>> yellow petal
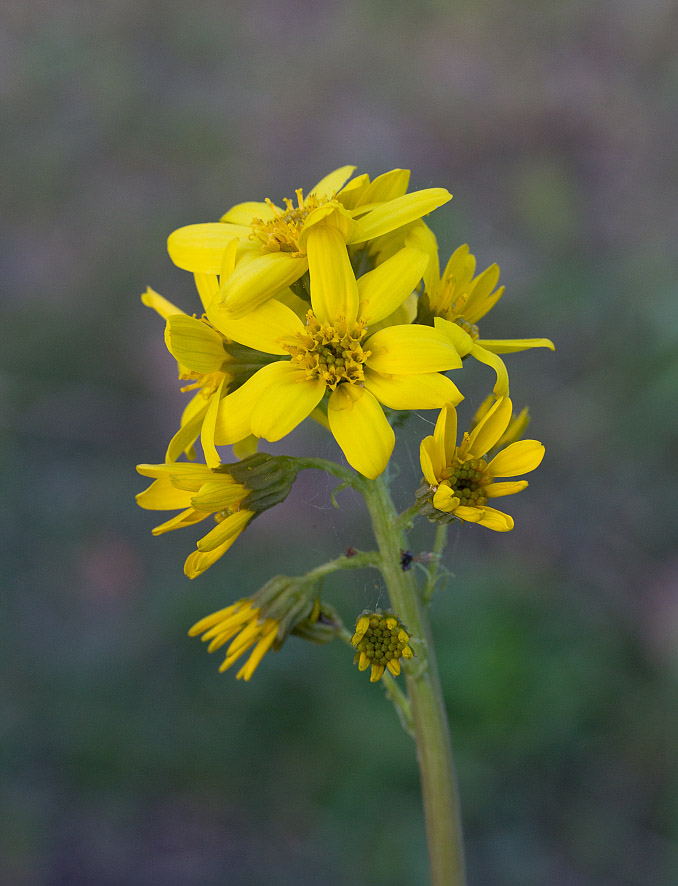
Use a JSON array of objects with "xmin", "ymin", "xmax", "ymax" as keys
[
  {"xmin": 220, "ymin": 252, "xmax": 309, "ymax": 318},
  {"xmin": 370, "ymin": 664, "xmax": 386, "ymax": 682},
  {"xmin": 238, "ymin": 629, "xmax": 278, "ymax": 681},
  {"xmin": 350, "ymin": 188, "xmax": 452, "ymax": 243},
  {"xmin": 358, "ymin": 246, "xmax": 428, "ymax": 326},
  {"xmin": 200, "ymin": 376, "xmax": 227, "ymax": 468},
  {"xmin": 432, "ymin": 316, "xmax": 474, "ymax": 357},
  {"xmin": 308, "ymin": 165, "xmax": 357, "ymax": 198},
  {"xmin": 306, "ymin": 225, "xmax": 359, "ymax": 323},
  {"xmin": 470, "ymin": 344, "xmax": 510, "ymax": 397},
  {"xmin": 441, "ymin": 244, "xmax": 475, "ymax": 290},
  {"xmin": 356, "ymin": 168, "xmax": 410, "ymax": 205},
  {"xmin": 141, "ymin": 286, "xmax": 186, "ymax": 320},
  {"xmin": 184, "ymin": 533, "xmax": 242, "ymax": 578},
  {"xmin": 250, "ymin": 364, "xmax": 325, "ymax": 441},
  {"xmin": 475, "ymin": 507, "xmax": 514, "ymax": 532},
  {"xmin": 405, "ymin": 222, "xmax": 440, "ymax": 300},
  {"xmin": 207, "ymin": 296, "xmax": 303, "ymax": 355},
  {"xmin": 364, "ymin": 369, "xmax": 462, "ymax": 410},
  {"xmin": 165, "ymin": 405, "xmax": 207, "ymax": 463},
  {"xmin": 475, "ymin": 337, "xmax": 555, "ymax": 354},
  {"xmin": 432, "ymin": 485, "xmax": 461, "ymax": 514},
  {"xmin": 336, "ymin": 173, "xmax": 371, "ymax": 210},
  {"xmin": 232, "ymin": 435, "xmax": 259, "ymax": 459},
  {"xmin": 386, "ymin": 658, "xmax": 401, "ymax": 676},
  {"xmin": 434, "ymin": 402, "xmax": 458, "ymax": 467},
  {"xmin": 464, "ymin": 265, "xmax": 502, "ymax": 322},
  {"xmin": 327, "ymin": 386, "xmax": 394, "ymax": 478},
  {"xmin": 220, "ymin": 201, "xmax": 275, "ymax": 225},
  {"xmin": 214, "ymin": 364, "xmax": 283, "ymax": 445},
  {"xmin": 136, "ymin": 477, "xmax": 193, "ymax": 510},
  {"xmin": 466, "ymin": 397, "xmax": 512, "ymax": 458},
  {"xmin": 152, "ymin": 508, "xmax": 210, "ymax": 535},
  {"xmin": 167, "ymin": 224, "xmax": 246, "ymax": 274},
  {"xmin": 193, "ymin": 273, "xmax": 220, "ymax": 312},
  {"xmin": 487, "ymin": 440, "xmax": 545, "ymax": 477},
  {"xmin": 197, "ymin": 508, "xmax": 253, "ymax": 552},
  {"xmin": 485, "ymin": 480, "xmax": 529, "ymax": 498},
  {"xmin": 190, "ymin": 480, "xmax": 248, "ymax": 510},
  {"xmin": 164, "ymin": 315, "xmax": 227, "ymax": 373},
  {"xmin": 419, "ymin": 436, "xmax": 440, "ymax": 486},
  {"xmin": 365, "ymin": 324, "xmax": 462, "ymax": 374}
]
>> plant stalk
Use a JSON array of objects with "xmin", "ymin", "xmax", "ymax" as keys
[{"xmin": 361, "ymin": 474, "xmax": 466, "ymax": 886}]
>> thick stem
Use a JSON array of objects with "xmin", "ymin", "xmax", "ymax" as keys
[{"xmin": 362, "ymin": 474, "xmax": 466, "ymax": 886}]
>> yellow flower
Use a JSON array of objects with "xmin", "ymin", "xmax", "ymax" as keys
[
  {"xmin": 136, "ymin": 462, "xmax": 255, "ymax": 578},
  {"xmin": 351, "ymin": 610, "xmax": 415, "ymax": 682},
  {"xmin": 166, "ymin": 166, "xmax": 452, "ymax": 318},
  {"xmin": 141, "ymin": 287, "xmax": 263, "ymax": 466},
  {"xmin": 188, "ymin": 600, "xmax": 279, "ymax": 680},
  {"xmin": 405, "ymin": 235, "xmax": 554, "ymax": 397},
  {"xmin": 419, "ymin": 398, "xmax": 545, "ymax": 531},
  {"xmin": 208, "ymin": 232, "xmax": 464, "ymax": 478}
]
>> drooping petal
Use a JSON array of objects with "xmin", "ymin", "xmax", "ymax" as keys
[
  {"xmin": 214, "ymin": 363, "xmax": 286, "ymax": 445},
  {"xmin": 164, "ymin": 315, "xmax": 227, "ymax": 374},
  {"xmin": 432, "ymin": 316, "xmax": 474, "ymax": 357},
  {"xmin": 207, "ymin": 295, "xmax": 304, "ymax": 354},
  {"xmin": 152, "ymin": 508, "xmax": 211, "ymax": 535},
  {"xmin": 364, "ymin": 369, "xmax": 462, "ymax": 410},
  {"xmin": 432, "ymin": 484, "xmax": 461, "ymax": 513},
  {"xmin": 237, "ymin": 628, "xmax": 278, "ymax": 681},
  {"xmin": 487, "ymin": 440, "xmax": 545, "ymax": 477},
  {"xmin": 434, "ymin": 402, "xmax": 458, "ymax": 467},
  {"xmin": 358, "ymin": 246, "xmax": 428, "ymax": 325},
  {"xmin": 350, "ymin": 188, "xmax": 452, "ymax": 243},
  {"xmin": 197, "ymin": 509, "xmax": 253, "ymax": 552},
  {"xmin": 475, "ymin": 507, "xmax": 514, "ymax": 532},
  {"xmin": 466, "ymin": 397, "xmax": 512, "ymax": 458},
  {"xmin": 141, "ymin": 287, "xmax": 186, "ymax": 319},
  {"xmin": 200, "ymin": 377, "xmax": 227, "ymax": 468},
  {"xmin": 190, "ymin": 480, "xmax": 248, "ymax": 511},
  {"xmin": 167, "ymin": 224, "xmax": 246, "ymax": 274},
  {"xmin": 475, "ymin": 337, "xmax": 555, "ymax": 354},
  {"xmin": 135, "ymin": 477, "xmax": 194, "ymax": 510},
  {"xmin": 328, "ymin": 385, "xmax": 394, "ymax": 478},
  {"xmin": 484, "ymin": 480, "xmax": 529, "ymax": 498},
  {"xmin": 220, "ymin": 252, "xmax": 309, "ymax": 318},
  {"xmin": 306, "ymin": 225, "xmax": 359, "ymax": 323},
  {"xmin": 419, "ymin": 436, "xmax": 440, "ymax": 486},
  {"xmin": 220, "ymin": 201, "xmax": 276, "ymax": 225},
  {"xmin": 366, "ymin": 325, "xmax": 462, "ymax": 374},
  {"xmin": 308, "ymin": 165, "xmax": 357, "ymax": 198},
  {"xmin": 166, "ymin": 404, "xmax": 208, "ymax": 462},
  {"xmin": 250, "ymin": 365, "xmax": 325, "ymax": 441},
  {"xmin": 470, "ymin": 344, "xmax": 510, "ymax": 397}
]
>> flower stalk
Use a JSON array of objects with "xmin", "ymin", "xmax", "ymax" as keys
[{"xmin": 361, "ymin": 473, "xmax": 466, "ymax": 886}]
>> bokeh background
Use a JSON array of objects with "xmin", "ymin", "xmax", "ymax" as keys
[{"xmin": 3, "ymin": 1, "xmax": 678, "ymax": 883}]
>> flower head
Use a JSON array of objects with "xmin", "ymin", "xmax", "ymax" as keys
[
  {"xmin": 189, "ymin": 587, "xmax": 343, "ymax": 679},
  {"xmin": 351, "ymin": 610, "xmax": 414, "ymax": 682},
  {"xmin": 136, "ymin": 454, "xmax": 300, "ymax": 577},
  {"xmin": 405, "ymin": 235, "xmax": 554, "ymax": 397},
  {"xmin": 166, "ymin": 167, "xmax": 452, "ymax": 318},
  {"xmin": 419, "ymin": 398, "xmax": 545, "ymax": 531},
  {"xmin": 209, "ymin": 232, "xmax": 464, "ymax": 478}
]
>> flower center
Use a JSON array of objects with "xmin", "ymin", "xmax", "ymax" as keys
[
  {"xmin": 283, "ymin": 310, "xmax": 370, "ymax": 390},
  {"xmin": 250, "ymin": 189, "xmax": 326, "ymax": 255},
  {"xmin": 441, "ymin": 457, "xmax": 489, "ymax": 507}
]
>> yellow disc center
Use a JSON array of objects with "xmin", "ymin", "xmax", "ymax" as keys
[{"xmin": 284, "ymin": 310, "xmax": 370, "ymax": 390}]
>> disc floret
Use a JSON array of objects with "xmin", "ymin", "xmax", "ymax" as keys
[
  {"xmin": 284, "ymin": 310, "xmax": 370, "ymax": 390},
  {"xmin": 250, "ymin": 189, "xmax": 326, "ymax": 254},
  {"xmin": 352, "ymin": 610, "xmax": 414, "ymax": 682}
]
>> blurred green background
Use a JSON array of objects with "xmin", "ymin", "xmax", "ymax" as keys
[{"xmin": 2, "ymin": 1, "xmax": 678, "ymax": 883}]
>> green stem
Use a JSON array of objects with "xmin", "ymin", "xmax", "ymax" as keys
[
  {"xmin": 362, "ymin": 474, "xmax": 466, "ymax": 886},
  {"xmin": 422, "ymin": 523, "xmax": 449, "ymax": 605}
]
